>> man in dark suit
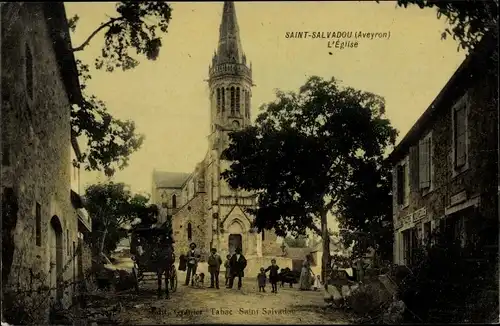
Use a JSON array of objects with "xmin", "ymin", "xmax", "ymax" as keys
[
  {"xmin": 207, "ymin": 248, "xmax": 223, "ymax": 289},
  {"xmin": 185, "ymin": 242, "xmax": 200, "ymax": 286},
  {"xmin": 227, "ymin": 247, "xmax": 247, "ymax": 290}
]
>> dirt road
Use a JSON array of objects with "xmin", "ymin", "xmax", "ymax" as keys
[{"xmin": 114, "ymin": 277, "xmax": 353, "ymax": 324}]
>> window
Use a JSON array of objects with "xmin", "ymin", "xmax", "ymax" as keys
[
  {"xmin": 419, "ymin": 135, "xmax": 432, "ymax": 189},
  {"xmin": 25, "ymin": 43, "xmax": 33, "ymax": 100},
  {"xmin": 36, "ymin": 203, "xmax": 41, "ymax": 246},
  {"xmin": 221, "ymin": 88, "xmax": 225, "ymax": 112},
  {"xmin": 2, "ymin": 143, "xmax": 10, "ymax": 166},
  {"xmin": 216, "ymin": 88, "xmax": 221, "ymax": 113},
  {"xmin": 235, "ymin": 87, "xmax": 240, "ymax": 113},
  {"xmin": 396, "ymin": 163, "xmax": 408, "ymax": 206},
  {"xmin": 245, "ymin": 91, "xmax": 250, "ymax": 118},
  {"xmin": 172, "ymin": 194, "xmax": 177, "ymax": 208},
  {"xmin": 67, "ymin": 229, "xmax": 70, "ymax": 255},
  {"xmin": 261, "ymin": 230, "xmax": 265, "ymax": 241},
  {"xmin": 453, "ymin": 100, "xmax": 467, "ymax": 168},
  {"xmin": 423, "ymin": 221, "xmax": 431, "ymax": 245},
  {"xmin": 187, "ymin": 223, "xmax": 192, "ymax": 241},
  {"xmin": 402, "ymin": 228, "xmax": 417, "ymax": 265},
  {"xmin": 230, "ymin": 87, "xmax": 235, "ymax": 114}
]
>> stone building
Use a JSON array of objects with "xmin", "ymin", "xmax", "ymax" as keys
[
  {"xmin": 152, "ymin": 2, "xmax": 283, "ymax": 272},
  {"xmin": 1, "ymin": 2, "xmax": 89, "ymax": 309},
  {"xmin": 388, "ymin": 34, "xmax": 498, "ymax": 266},
  {"xmin": 70, "ymin": 136, "xmax": 93, "ymax": 289}
]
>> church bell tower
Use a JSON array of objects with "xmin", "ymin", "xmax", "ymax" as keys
[
  {"xmin": 206, "ymin": 2, "xmax": 255, "ymax": 253},
  {"xmin": 208, "ymin": 1, "xmax": 253, "ymax": 144}
]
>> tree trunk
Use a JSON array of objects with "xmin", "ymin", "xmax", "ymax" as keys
[
  {"xmin": 99, "ymin": 227, "xmax": 108, "ymax": 255},
  {"xmin": 321, "ymin": 210, "xmax": 330, "ymax": 291}
]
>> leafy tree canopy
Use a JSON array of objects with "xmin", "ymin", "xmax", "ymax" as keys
[
  {"xmin": 336, "ymin": 159, "xmax": 394, "ymax": 260},
  {"xmin": 395, "ymin": 0, "xmax": 498, "ymax": 52},
  {"xmin": 68, "ymin": 2, "xmax": 173, "ymax": 176},
  {"xmin": 84, "ymin": 182, "xmax": 158, "ymax": 255},
  {"xmin": 222, "ymin": 75, "xmax": 398, "ymax": 241},
  {"xmin": 69, "ymin": 2, "xmax": 172, "ymax": 72}
]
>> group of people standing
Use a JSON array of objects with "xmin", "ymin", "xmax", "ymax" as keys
[
  {"xmin": 180, "ymin": 242, "xmax": 247, "ymax": 290},
  {"xmin": 180, "ymin": 243, "xmax": 324, "ymax": 292}
]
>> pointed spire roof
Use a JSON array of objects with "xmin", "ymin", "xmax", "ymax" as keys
[{"xmin": 215, "ymin": 1, "xmax": 245, "ymax": 65}]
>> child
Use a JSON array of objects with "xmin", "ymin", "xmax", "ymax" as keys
[
  {"xmin": 313, "ymin": 275, "xmax": 322, "ymax": 291},
  {"xmin": 257, "ymin": 267, "xmax": 267, "ymax": 292},
  {"xmin": 265, "ymin": 258, "xmax": 280, "ymax": 293},
  {"xmin": 224, "ymin": 254, "xmax": 231, "ymax": 286}
]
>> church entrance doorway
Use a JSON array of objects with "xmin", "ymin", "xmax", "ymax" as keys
[{"xmin": 228, "ymin": 234, "xmax": 242, "ymax": 255}]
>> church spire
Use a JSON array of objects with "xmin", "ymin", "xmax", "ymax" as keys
[{"xmin": 215, "ymin": 1, "xmax": 245, "ymax": 65}]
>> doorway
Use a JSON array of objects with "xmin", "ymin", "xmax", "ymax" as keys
[
  {"xmin": 228, "ymin": 234, "xmax": 242, "ymax": 255},
  {"xmin": 50, "ymin": 216, "xmax": 63, "ymax": 303}
]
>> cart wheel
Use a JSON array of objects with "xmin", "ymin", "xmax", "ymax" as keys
[
  {"xmin": 132, "ymin": 267, "xmax": 140, "ymax": 293},
  {"xmin": 170, "ymin": 268, "xmax": 178, "ymax": 292}
]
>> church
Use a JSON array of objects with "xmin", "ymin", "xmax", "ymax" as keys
[{"xmin": 151, "ymin": 2, "xmax": 284, "ymax": 270}]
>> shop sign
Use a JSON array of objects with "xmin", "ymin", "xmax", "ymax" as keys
[
  {"xmin": 413, "ymin": 207, "xmax": 427, "ymax": 222},
  {"xmin": 450, "ymin": 191, "xmax": 467, "ymax": 207},
  {"xmin": 401, "ymin": 213, "xmax": 413, "ymax": 226}
]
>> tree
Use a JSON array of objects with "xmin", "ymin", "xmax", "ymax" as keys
[
  {"xmin": 394, "ymin": 0, "xmax": 498, "ymax": 53},
  {"xmin": 84, "ymin": 182, "xmax": 158, "ymax": 256},
  {"xmin": 336, "ymin": 159, "xmax": 394, "ymax": 261},
  {"xmin": 221, "ymin": 76, "xmax": 398, "ymax": 288},
  {"xmin": 72, "ymin": 59, "xmax": 144, "ymax": 176},
  {"xmin": 68, "ymin": 2, "xmax": 173, "ymax": 176}
]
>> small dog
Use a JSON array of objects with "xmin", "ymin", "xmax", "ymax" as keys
[{"xmin": 193, "ymin": 273, "xmax": 205, "ymax": 288}]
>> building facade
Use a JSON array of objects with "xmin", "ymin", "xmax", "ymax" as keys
[
  {"xmin": 152, "ymin": 2, "xmax": 282, "ymax": 264},
  {"xmin": 1, "ymin": 2, "xmax": 89, "ymax": 309},
  {"xmin": 388, "ymin": 35, "xmax": 498, "ymax": 266}
]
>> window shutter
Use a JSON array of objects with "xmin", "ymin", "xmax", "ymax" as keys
[
  {"xmin": 396, "ymin": 165, "xmax": 404, "ymax": 205},
  {"xmin": 404, "ymin": 163, "xmax": 410, "ymax": 205},
  {"xmin": 419, "ymin": 138, "xmax": 430, "ymax": 189},
  {"xmin": 410, "ymin": 146, "xmax": 419, "ymax": 190},
  {"xmin": 426, "ymin": 137, "xmax": 432, "ymax": 185},
  {"xmin": 418, "ymin": 141, "xmax": 426, "ymax": 188}
]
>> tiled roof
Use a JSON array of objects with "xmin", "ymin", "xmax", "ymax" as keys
[{"xmin": 153, "ymin": 170, "xmax": 191, "ymax": 188}]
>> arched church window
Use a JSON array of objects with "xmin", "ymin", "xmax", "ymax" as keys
[
  {"xmin": 262, "ymin": 230, "xmax": 265, "ymax": 241},
  {"xmin": 221, "ymin": 88, "xmax": 225, "ymax": 112},
  {"xmin": 172, "ymin": 194, "xmax": 177, "ymax": 208},
  {"xmin": 235, "ymin": 87, "xmax": 240, "ymax": 113},
  {"xmin": 245, "ymin": 91, "xmax": 250, "ymax": 118},
  {"xmin": 216, "ymin": 88, "xmax": 221, "ymax": 113},
  {"xmin": 187, "ymin": 223, "xmax": 192, "ymax": 240},
  {"xmin": 230, "ymin": 87, "xmax": 235, "ymax": 114}
]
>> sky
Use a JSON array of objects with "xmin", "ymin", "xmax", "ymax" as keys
[{"xmin": 65, "ymin": 1, "xmax": 466, "ymax": 218}]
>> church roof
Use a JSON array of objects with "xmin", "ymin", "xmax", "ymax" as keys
[
  {"xmin": 214, "ymin": 1, "xmax": 245, "ymax": 65},
  {"xmin": 153, "ymin": 170, "xmax": 191, "ymax": 188}
]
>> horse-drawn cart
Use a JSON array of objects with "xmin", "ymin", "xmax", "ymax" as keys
[{"xmin": 129, "ymin": 224, "xmax": 177, "ymax": 295}]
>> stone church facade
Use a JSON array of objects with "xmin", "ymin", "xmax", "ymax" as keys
[{"xmin": 152, "ymin": 2, "xmax": 282, "ymax": 263}]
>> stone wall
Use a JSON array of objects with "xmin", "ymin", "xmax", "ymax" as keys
[
  {"xmin": 1, "ymin": 3, "xmax": 80, "ymax": 308},
  {"xmin": 392, "ymin": 53, "xmax": 498, "ymax": 263},
  {"xmin": 261, "ymin": 229, "xmax": 282, "ymax": 256},
  {"xmin": 172, "ymin": 193, "xmax": 211, "ymax": 259}
]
